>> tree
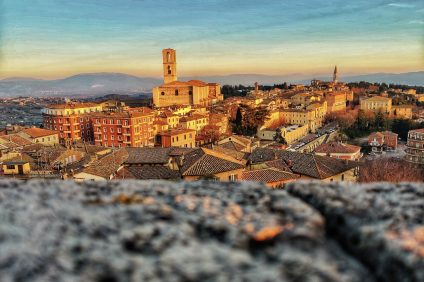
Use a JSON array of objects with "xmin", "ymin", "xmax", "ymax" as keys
[
  {"xmin": 235, "ymin": 108, "xmax": 243, "ymax": 126},
  {"xmin": 379, "ymin": 83, "xmax": 388, "ymax": 93},
  {"xmin": 373, "ymin": 111, "xmax": 386, "ymax": 130},
  {"xmin": 359, "ymin": 158, "xmax": 423, "ymax": 182},
  {"xmin": 231, "ymin": 105, "xmax": 270, "ymax": 136},
  {"xmin": 273, "ymin": 128, "xmax": 287, "ymax": 144}
]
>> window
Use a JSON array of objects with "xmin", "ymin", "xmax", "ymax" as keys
[
  {"xmin": 6, "ymin": 165, "xmax": 15, "ymax": 170},
  {"xmin": 229, "ymin": 174, "xmax": 238, "ymax": 181},
  {"xmin": 168, "ymin": 65, "xmax": 171, "ymax": 74},
  {"xmin": 103, "ymin": 119, "xmax": 107, "ymax": 124},
  {"xmin": 175, "ymin": 90, "xmax": 179, "ymax": 96},
  {"xmin": 189, "ymin": 90, "xmax": 193, "ymax": 95},
  {"xmin": 110, "ymin": 119, "xmax": 113, "ymax": 125},
  {"xmin": 161, "ymin": 92, "xmax": 165, "ymax": 96},
  {"xmin": 117, "ymin": 128, "xmax": 121, "ymax": 133},
  {"xmin": 110, "ymin": 128, "xmax": 114, "ymax": 133}
]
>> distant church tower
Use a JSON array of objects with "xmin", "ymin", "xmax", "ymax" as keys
[
  {"xmin": 333, "ymin": 65, "xmax": 338, "ymax": 83},
  {"xmin": 163, "ymin": 48, "xmax": 177, "ymax": 84}
]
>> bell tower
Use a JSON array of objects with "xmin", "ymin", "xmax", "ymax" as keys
[
  {"xmin": 333, "ymin": 65, "xmax": 338, "ymax": 84},
  {"xmin": 163, "ymin": 48, "xmax": 177, "ymax": 84}
]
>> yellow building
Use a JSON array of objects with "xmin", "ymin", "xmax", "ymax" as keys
[
  {"xmin": 360, "ymin": 96, "xmax": 392, "ymax": 114},
  {"xmin": 290, "ymin": 93, "xmax": 320, "ymax": 106},
  {"xmin": 2, "ymin": 159, "xmax": 31, "ymax": 175},
  {"xmin": 391, "ymin": 105, "xmax": 413, "ymax": 119},
  {"xmin": 416, "ymin": 94, "xmax": 424, "ymax": 103},
  {"xmin": 152, "ymin": 49, "xmax": 223, "ymax": 107},
  {"xmin": 157, "ymin": 128, "xmax": 196, "ymax": 148},
  {"xmin": 280, "ymin": 101, "xmax": 327, "ymax": 132},
  {"xmin": 179, "ymin": 114, "xmax": 209, "ymax": 132},
  {"xmin": 18, "ymin": 128, "xmax": 59, "ymax": 146},
  {"xmin": 324, "ymin": 92, "xmax": 347, "ymax": 113},
  {"xmin": 257, "ymin": 124, "xmax": 308, "ymax": 145}
]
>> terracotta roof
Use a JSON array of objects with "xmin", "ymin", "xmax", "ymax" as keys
[
  {"xmin": 45, "ymin": 102, "xmax": 99, "ymax": 109},
  {"xmin": 158, "ymin": 128, "xmax": 196, "ymax": 136},
  {"xmin": 180, "ymin": 148, "xmax": 245, "ymax": 176},
  {"xmin": 114, "ymin": 165, "xmax": 181, "ymax": 180},
  {"xmin": 219, "ymin": 141, "xmax": 246, "ymax": 152},
  {"xmin": 410, "ymin": 128, "xmax": 424, "ymax": 134},
  {"xmin": 74, "ymin": 144, "xmax": 111, "ymax": 156},
  {"xmin": 0, "ymin": 135, "xmax": 32, "ymax": 147},
  {"xmin": 363, "ymin": 96, "xmax": 391, "ymax": 102},
  {"xmin": 264, "ymin": 159, "xmax": 293, "ymax": 172},
  {"xmin": 21, "ymin": 128, "xmax": 58, "ymax": 138},
  {"xmin": 187, "ymin": 80, "xmax": 208, "ymax": 87},
  {"xmin": 249, "ymin": 148, "xmax": 279, "ymax": 164},
  {"xmin": 91, "ymin": 108, "xmax": 153, "ymax": 118},
  {"xmin": 21, "ymin": 143, "xmax": 48, "ymax": 153},
  {"xmin": 278, "ymin": 151, "xmax": 358, "ymax": 179},
  {"xmin": 242, "ymin": 168, "xmax": 299, "ymax": 183},
  {"xmin": 125, "ymin": 147, "xmax": 173, "ymax": 165},
  {"xmin": 381, "ymin": 131, "xmax": 398, "ymax": 136},
  {"xmin": 80, "ymin": 149, "xmax": 129, "ymax": 179},
  {"xmin": 4, "ymin": 153, "xmax": 35, "ymax": 164},
  {"xmin": 211, "ymin": 145, "xmax": 249, "ymax": 163},
  {"xmin": 249, "ymin": 149, "xmax": 358, "ymax": 179},
  {"xmin": 162, "ymin": 81, "xmax": 191, "ymax": 87},
  {"xmin": 314, "ymin": 142, "xmax": 361, "ymax": 154}
]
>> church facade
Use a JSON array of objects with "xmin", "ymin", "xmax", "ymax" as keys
[{"xmin": 152, "ymin": 49, "xmax": 223, "ymax": 108}]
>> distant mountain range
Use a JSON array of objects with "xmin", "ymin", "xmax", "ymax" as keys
[{"xmin": 0, "ymin": 71, "xmax": 422, "ymax": 97}]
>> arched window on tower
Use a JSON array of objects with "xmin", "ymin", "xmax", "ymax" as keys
[
  {"xmin": 161, "ymin": 91, "xmax": 165, "ymax": 96},
  {"xmin": 168, "ymin": 65, "xmax": 172, "ymax": 75},
  {"xmin": 175, "ymin": 90, "xmax": 179, "ymax": 96},
  {"xmin": 167, "ymin": 52, "xmax": 171, "ymax": 62}
]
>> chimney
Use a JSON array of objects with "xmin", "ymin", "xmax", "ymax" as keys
[{"xmin": 287, "ymin": 160, "xmax": 293, "ymax": 167}]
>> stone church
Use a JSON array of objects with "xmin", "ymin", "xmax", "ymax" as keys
[{"xmin": 152, "ymin": 49, "xmax": 223, "ymax": 107}]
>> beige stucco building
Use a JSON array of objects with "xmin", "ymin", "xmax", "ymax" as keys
[
  {"xmin": 360, "ymin": 96, "xmax": 392, "ymax": 114},
  {"xmin": 152, "ymin": 49, "xmax": 223, "ymax": 107}
]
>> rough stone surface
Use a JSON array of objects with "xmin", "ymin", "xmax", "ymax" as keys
[
  {"xmin": 0, "ymin": 180, "xmax": 375, "ymax": 282},
  {"xmin": 287, "ymin": 181, "xmax": 424, "ymax": 282}
]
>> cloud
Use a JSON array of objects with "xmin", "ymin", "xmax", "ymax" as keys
[
  {"xmin": 409, "ymin": 20, "xmax": 424, "ymax": 25},
  {"xmin": 387, "ymin": 3, "xmax": 415, "ymax": 8}
]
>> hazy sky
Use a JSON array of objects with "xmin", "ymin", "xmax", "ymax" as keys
[{"xmin": 0, "ymin": 0, "xmax": 423, "ymax": 79}]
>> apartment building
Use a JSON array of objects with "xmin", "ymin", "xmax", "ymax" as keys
[
  {"xmin": 42, "ymin": 102, "xmax": 102, "ymax": 144},
  {"xmin": 92, "ymin": 108, "xmax": 154, "ymax": 148},
  {"xmin": 405, "ymin": 128, "xmax": 424, "ymax": 165}
]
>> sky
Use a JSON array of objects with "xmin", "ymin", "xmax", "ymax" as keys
[{"xmin": 0, "ymin": 0, "xmax": 423, "ymax": 79}]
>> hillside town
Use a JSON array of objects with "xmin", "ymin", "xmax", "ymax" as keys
[{"xmin": 1, "ymin": 49, "xmax": 423, "ymax": 184}]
